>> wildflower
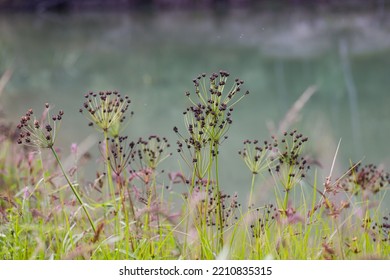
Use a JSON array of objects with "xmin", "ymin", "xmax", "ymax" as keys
[
  {"xmin": 272, "ymin": 130, "xmax": 310, "ymax": 191},
  {"xmin": 16, "ymin": 104, "xmax": 63, "ymax": 149},
  {"xmin": 239, "ymin": 139, "xmax": 275, "ymax": 175},
  {"xmin": 80, "ymin": 91, "xmax": 133, "ymax": 138},
  {"xmin": 188, "ymin": 186, "xmax": 240, "ymax": 229},
  {"xmin": 340, "ymin": 163, "xmax": 390, "ymax": 196},
  {"xmin": 104, "ymin": 136, "xmax": 136, "ymax": 176},
  {"xmin": 174, "ymin": 71, "xmax": 249, "ymax": 175},
  {"xmin": 250, "ymin": 204, "xmax": 278, "ymax": 238},
  {"xmin": 183, "ymin": 71, "xmax": 249, "ymax": 145},
  {"xmin": 134, "ymin": 135, "xmax": 171, "ymax": 170},
  {"xmin": 374, "ymin": 213, "xmax": 390, "ymax": 243},
  {"xmin": 16, "ymin": 104, "xmax": 96, "ymax": 232}
]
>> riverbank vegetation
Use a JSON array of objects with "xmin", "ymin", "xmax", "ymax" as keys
[{"xmin": 0, "ymin": 71, "xmax": 389, "ymax": 259}]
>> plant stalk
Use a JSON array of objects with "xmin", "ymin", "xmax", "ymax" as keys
[
  {"xmin": 214, "ymin": 145, "xmax": 224, "ymax": 249},
  {"xmin": 50, "ymin": 146, "xmax": 96, "ymax": 233}
]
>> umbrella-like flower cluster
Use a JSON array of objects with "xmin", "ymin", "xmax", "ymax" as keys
[
  {"xmin": 339, "ymin": 163, "xmax": 390, "ymax": 196},
  {"xmin": 16, "ymin": 103, "xmax": 63, "ymax": 149},
  {"xmin": 80, "ymin": 91, "xmax": 133, "ymax": 138},
  {"xmin": 239, "ymin": 139, "xmax": 275, "ymax": 175},
  {"xmin": 135, "ymin": 135, "xmax": 172, "ymax": 171},
  {"xmin": 273, "ymin": 131, "xmax": 310, "ymax": 190},
  {"xmin": 174, "ymin": 71, "xmax": 249, "ymax": 178},
  {"xmin": 103, "ymin": 136, "xmax": 136, "ymax": 177},
  {"xmin": 239, "ymin": 130, "xmax": 310, "ymax": 190}
]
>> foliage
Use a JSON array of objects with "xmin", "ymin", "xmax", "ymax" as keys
[{"xmin": 0, "ymin": 71, "xmax": 389, "ymax": 260}]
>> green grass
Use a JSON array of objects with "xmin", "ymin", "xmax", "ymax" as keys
[{"xmin": 0, "ymin": 71, "xmax": 389, "ymax": 260}]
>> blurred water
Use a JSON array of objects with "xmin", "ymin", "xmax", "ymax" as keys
[{"xmin": 1, "ymin": 10, "xmax": 390, "ymax": 203}]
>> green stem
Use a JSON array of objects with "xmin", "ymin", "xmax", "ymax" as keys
[
  {"xmin": 283, "ymin": 165, "xmax": 294, "ymax": 212},
  {"xmin": 126, "ymin": 184, "xmax": 136, "ymax": 223},
  {"xmin": 50, "ymin": 146, "xmax": 96, "ymax": 233},
  {"xmin": 249, "ymin": 173, "xmax": 256, "ymax": 207},
  {"xmin": 103, "ymin": 131, "xmax": 116, "ymax": 203},
  {"xmin": 152, "ymin": 168, "xmax": 161, "ymax": 235},
  {"xmin": 119, "ymin": 178, "xmax": 135, "ymax": 253},
  {"xmin": 283, "ymin": 190, "xmax": 289, "ymax": 213},
  {"xmin": 125, "ymin": 186, "xmax": 136, "ymax": 251},
  {"xmin": 214, "ymin": 145, "xmax": 224, "ymax": 249},
  {"xmin": 183, "ymin": 161, "xmax": 198, "ymax": 257},
  {"xmin": 205, "ymin": 146, "xmax": 213, "ymax": 217}
]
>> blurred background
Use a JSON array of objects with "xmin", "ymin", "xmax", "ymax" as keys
[{"xmin": 1, "ymin": 0, "xmax": 390, "ymax": 203}]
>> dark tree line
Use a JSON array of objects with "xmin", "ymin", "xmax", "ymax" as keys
[{"xmin": 0, "ymin": 0, "xmax": 386, "ymax": 12}]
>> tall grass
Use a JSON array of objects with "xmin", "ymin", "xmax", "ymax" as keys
[{"xmin": 0, "ymin": 71, "xmax": 389, "ymax": 260}]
